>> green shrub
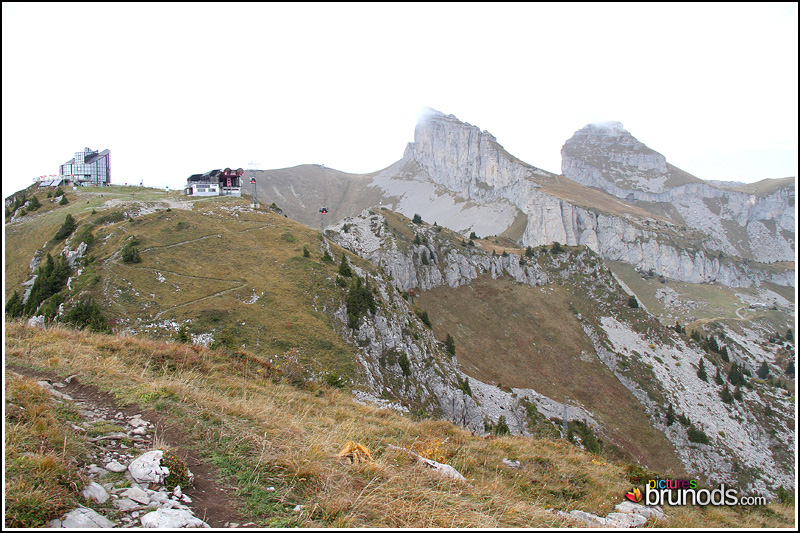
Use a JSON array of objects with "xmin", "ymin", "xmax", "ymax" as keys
[
  {"xmin": 398, "ymin": 352, "xmax": 411, "ymax": 376},
  {"xmin": 445, "ymin": 333, "xmax": 456, "ymax": 356},
  {"xmin": 687, "ymin": 425, "xmax": 710, "ymax": 445},
  {"xmin": 415, "ymin": 309, "xmax": 432, "ymax": 328},
  {"xmin": 457, "ymin": 376, "xmax": 472, "ymax": 396},
  {"xmin": 175, "ymin": 324, "xmax": 190, "ymax": 344},
  {"xmin": 5, "ymin": 291, "xmax": 24, "ymax": 318},
  {"xmin": 321, "ymin": 251, "xmax": 334, "ymax": 263},
  {"xmin": 24, "ymin": 254, "xmax": 70, "ymax": 316},
  {"xmin": 59, "ymin": 195, "xmax": 69, "ymax": 205},
  {"xmin": 412, "ymin": 214, "xmax": 423, "ymax": 225},
  {"xmin": 338, "ymin": 255, "xmax": 353, "ymax": 277},
  {"xmin": 493, "ymin": 415, "xmax": 510, "ymax": 436},
  {"xmin": 121, "ymin": 240, "xmax": 141, "ymax": 263},
  {"xmin": 61, "ymin": 296, "xmax": 110, "ymax": 333},
  {"xmin": 628, "ymin": 295, "xmax": 639, "ymax": 309},
  {"xmin": 719, "ymin": 385, "xmax": 734, "ymax": 404},
  {"xmin": 697, "ymin": 359, "xmax": 708, "ymax": 382},
  {"xmin": 346, "ymin": 276, "xmax": 377, "ymax": 329},
  {"xmin": 26, "ymin": 195, "xmax": 41, "ymax": 212},
  {"xmin": 303, "ymin": 246, "xmax": 310, "ymax": 258},
  {"xmin": 53, "ymin": 214, "xmax": 77, "ymax": 241}
]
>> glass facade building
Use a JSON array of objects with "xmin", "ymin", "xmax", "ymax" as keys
[{"xmin": 59, "ymin": 148, "xmax": 110, "ymax": 186}]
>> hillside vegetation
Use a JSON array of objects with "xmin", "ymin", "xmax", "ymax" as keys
[{"xmin": 5, "ymin": 323, "xmax": 795, "ymax": 528}]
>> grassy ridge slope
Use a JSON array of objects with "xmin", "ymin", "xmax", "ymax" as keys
[{"xmin": 6, "ymin": 323, "xmax": 794, "ymax": 528}]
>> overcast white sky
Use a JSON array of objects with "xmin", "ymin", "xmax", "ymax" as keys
[{"xmin": 2, "ymin": 2, "xmax": 797, "ymax": 199}]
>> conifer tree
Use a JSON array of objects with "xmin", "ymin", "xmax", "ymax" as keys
[
  {"xmin": 445, "ymin": 333, "xmax": 456, "ymax": 356},
  {"xmin": 5, "ymin": 291, "xmax": 23, "ymax": 318},
  {"xmin": 338, "ymin": 254, "xmax": 353, "ymax": 277},
  {"xmin": 756, "ymin": 361, "xmax": 770, "ymax": 380},
  {"xmin": 697, "ymin": 359, "xmax": 708, "ymax": 382}
]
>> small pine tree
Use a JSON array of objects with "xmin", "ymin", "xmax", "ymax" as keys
[
  {"xmin": 416, "ymin": 309, "xmax": 432, "ymax": 328},
  {"xmin": 338, "ymin": 255, "xmax": 353, "ymax": 277},
  {"xmin": 321, "ymin": 251, "xmax": 334, "ymax": 263},
  {"xmin": 493, "ymin": 415, "xmax": 510, "ymax": 436},
  {"xmin": 53, "ymin": 214, "xmax": 77, "ymax": 241},
  {"xmin": 551, "ymin": 242, "xmax": 563, "ymax": 254},
  {"xmin": 27, "ymin": 195, "xmax": 41, "ymax": 211},
  {"xmin": 469, "ymin": 231, "xmax": 478, "ymax": 240},
  {"xmin": 445, "ymin": 333, "xmax": 456, "ymax": 356},
  {"xmin": 457, "ymin": 376, "xmax": 472, "ymax": 396},
  {"xmin": 628, "ymin": 295, "xmax": 639, "ymax": 309},
  {"xmin": 697, "ymin": 359, "xmax": 708, "ymax": 382},
  {"xmin": 398, "ymin": 352, "xmax": 411, "ymax": 376},
  {"xmin": 412, "ymin": 213, "xmax": 423, "ymax": 225},
  {"xmin": 719, "ymin": 345, "xmax": 730, "ymax": 362},
  {"xmin": 786, "ymin": 329, "xmax": 794, "ymax": 342},
  {"xmin": 714, "ymin": 367, "xmax": 724, "ymax": 385},
  {"xmin": 687, "ymin": 425, "xmax": 711, "ymax": 445},
  {"xmin": 59, "ymin": 195, "xmax": 69, "ymax": 205},
  {"xmin": 525, "ymin": 246, "xmax": 534, "ymax": 258},
  {"xmin": 122, "ymin": 241, "xmax": 142, "ymax": 263},
  {"xmin": 5, "ymin": 291, "xmax": 24, "ymax": 318},
  {"xmin": 728, "ymin": 362, "xmax": 746, "ymax": 387},
  {"xmin": 757, "ymin": 361, "xmax": 770, "ymax": 380},
  {"xmin": 786, "ymin": 361, "xmax": 795, "ymax": 377},
  {"xmin": 303, "ymin": 246, "xmax": 310, "ymax": 258},
  {"xmin": 413, "ymin": 234, "xmax": 422, "ymax": 245},
  {"xmin": 733, "ymin": 386, "xmax": 743, "ymax": 402},
  {"xmin": 421, "ymin": 249, "xmax": 429, "ymax": 265},
  {"xmin": 720, "ymin": 385, "xmax": 734, "ymax": 404},
  {"xmin": 583, "ymin": 429, "xmax": 601, "ymax": 454},
  {"xmin": 175, "ymin": 324, "xmax": 190, "ymax": 344},
  {"xmin": 665, "ymin": 403, "xmax": 676, "ymax": 426}
]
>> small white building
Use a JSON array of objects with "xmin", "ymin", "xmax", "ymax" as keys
[{"xmin": 184, "ymin": 168, "xmax": 243, "ymax": 197}]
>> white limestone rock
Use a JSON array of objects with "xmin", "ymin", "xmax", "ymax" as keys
[
  {"xmin": 128, "ymin": 450, "xmax": 169, "ymax": 484},
  {"xmin": 81, "ymin": 482, "xmax": 110, "ymax": 504},
  {"xmin": 50, "ymin": 507, "xmax": 115, "ymax": 528},
  {"xmin": 140, "ymin": 508, "xmax": 210, "ymax": 528}
]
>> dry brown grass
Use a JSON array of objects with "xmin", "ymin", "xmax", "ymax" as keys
[{"xmin": 5, "ymin": 321, "xmax": 795, "ymax": 528}]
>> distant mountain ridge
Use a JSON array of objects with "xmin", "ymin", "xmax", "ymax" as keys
[{"xmin": 251, "ymin": 108, "xmax": 794, "ymax": 288}]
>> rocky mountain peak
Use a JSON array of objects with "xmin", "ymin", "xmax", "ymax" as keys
[
  {"xmin": 562, "ymin": 122, "xmax": 670, "ymax": 194},
  {"xmin": 409, "ymin": 108, "xmax": 534, "ymax": 196}
]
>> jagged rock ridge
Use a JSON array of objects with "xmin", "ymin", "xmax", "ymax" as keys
[{"xmin": 248, "ymin": 108, "xmax": 793, "ymax": 288}]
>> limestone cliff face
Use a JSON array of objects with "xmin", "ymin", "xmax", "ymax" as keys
[
  {"xmin": 393, "ymin": 110, "xmax": 793, "ymax": 287},
  {"xmin": 411, "ymin": 108, "xmax": 547, "ymax": 198},
  {"xmin": 561, "ymin": 122, "xmax": 796, "ymax": 264}
]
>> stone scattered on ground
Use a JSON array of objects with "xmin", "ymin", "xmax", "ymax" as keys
[
  {"xmin": 27, "ymin": 374, "xmax": 210, "ymax": 529},
  {"xmin": 555, "ymin": 501, "xmax": 667, "ymax": 528}
]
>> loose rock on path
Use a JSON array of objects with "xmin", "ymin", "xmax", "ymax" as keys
[{"xmin": 8, "ymin": 367, "xmax": 253, "ymax": 528}]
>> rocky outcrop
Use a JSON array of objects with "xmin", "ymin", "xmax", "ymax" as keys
[
  {"xmin": 561, "ymin": 122, "xmax": 796, "ymax": 264},
  {"xmin": 589, "ymin": 316, "xmax": 795, "ymax": 495},
  {"xmin": 327, "ymin": 211, "xmax": 594, "ymax": 438},
  {"xmin": 330, "ymin": 210, "xmax": 550, "ymax": 292}
]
